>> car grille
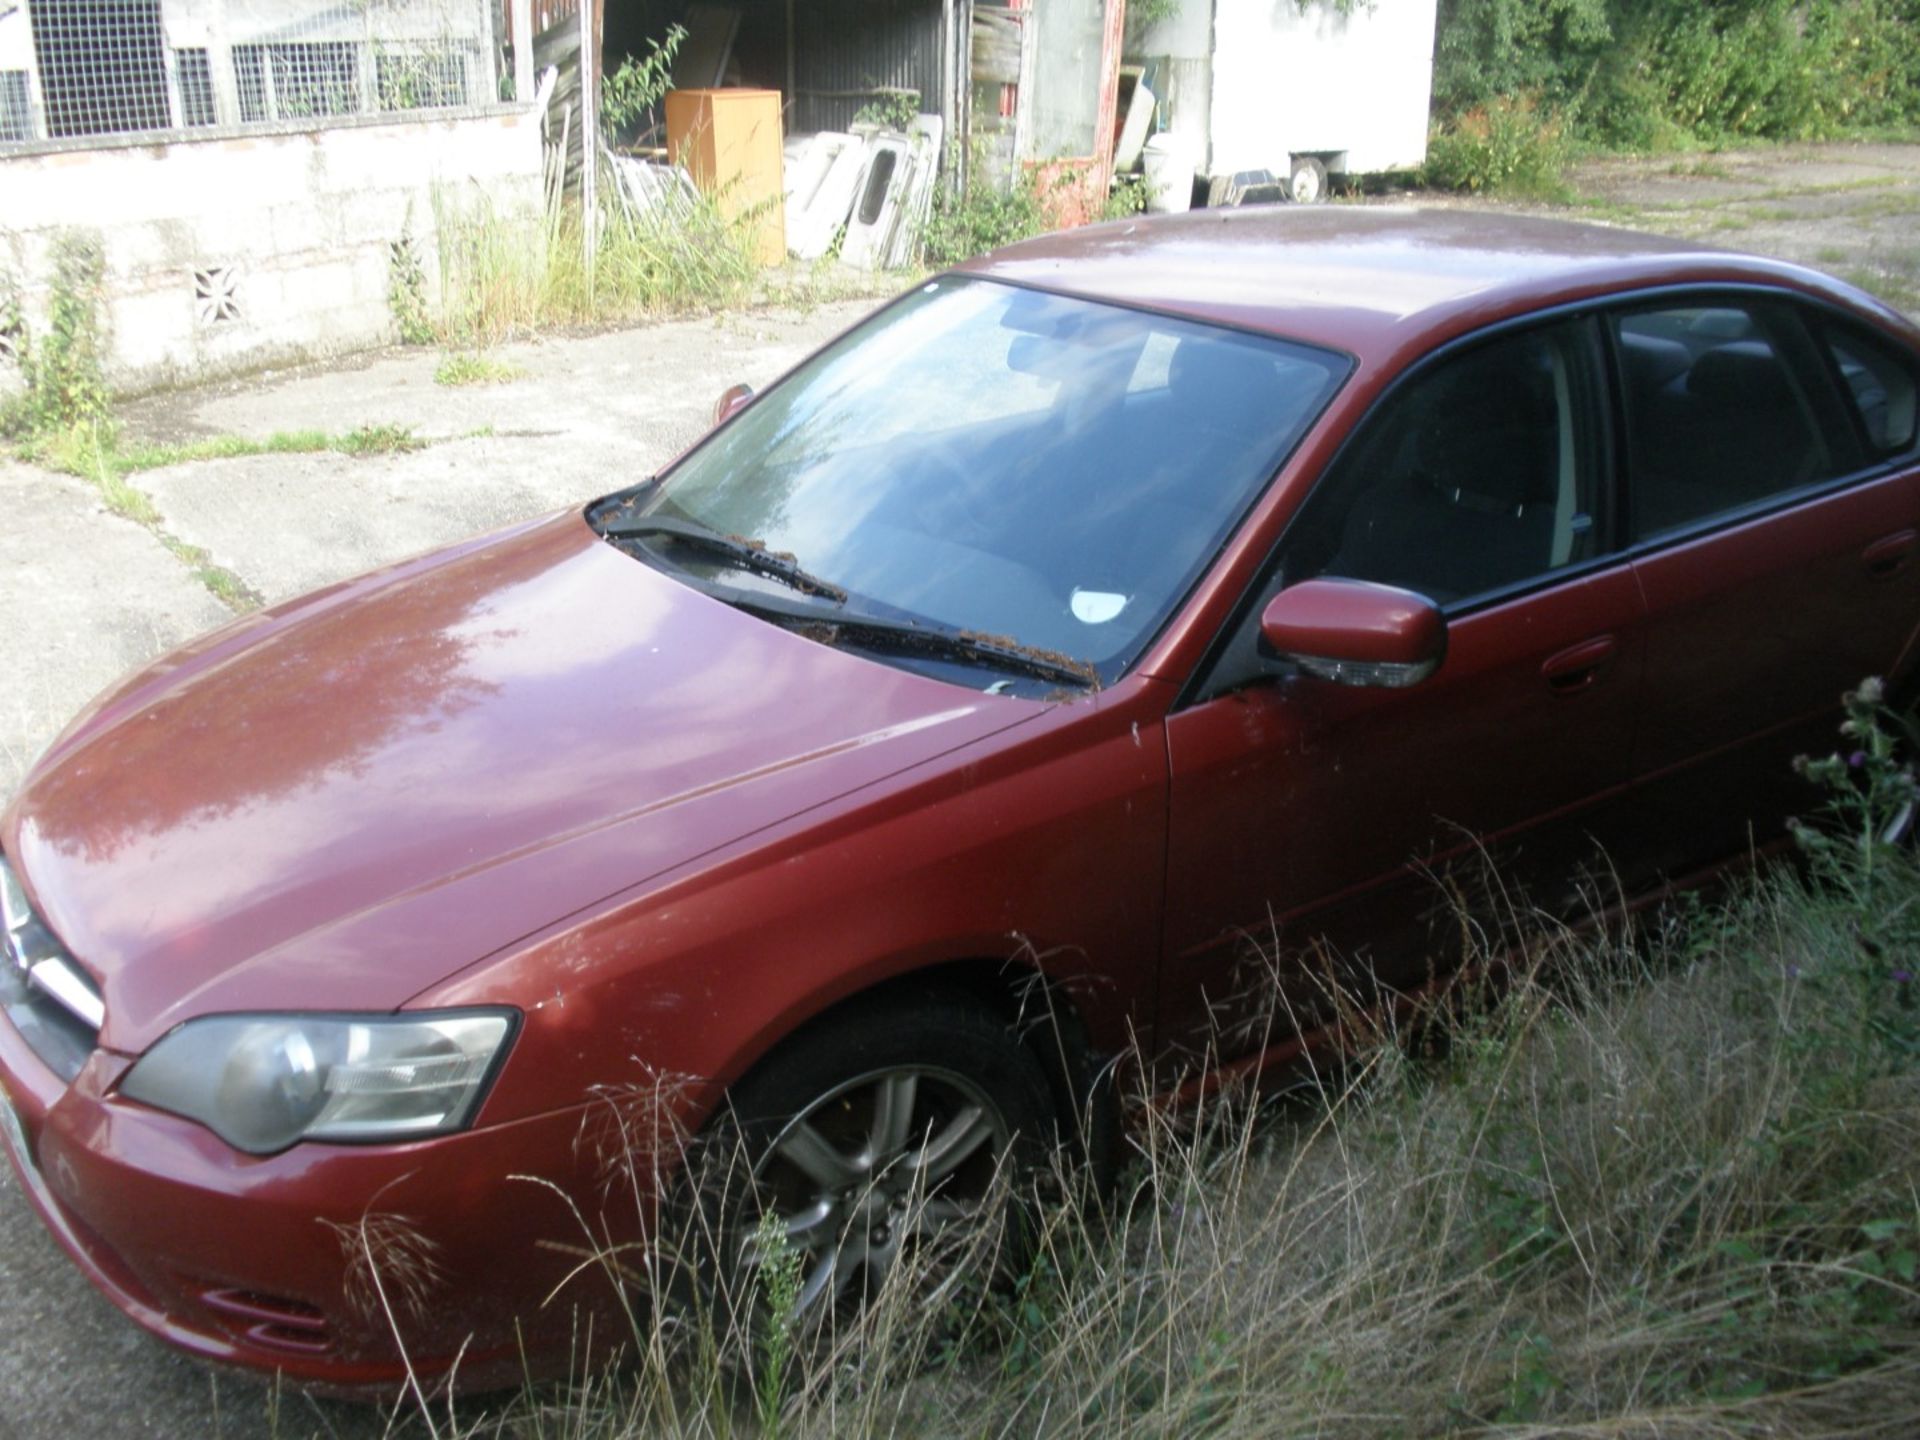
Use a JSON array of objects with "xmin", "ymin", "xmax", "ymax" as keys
[
  {"xmin": 1, "ymin": 854, "xmax": 102, "ymax": 1083},
  {"xmin": 197, "ymin": 1287, "xmax": 334, "ymax": 1356}
]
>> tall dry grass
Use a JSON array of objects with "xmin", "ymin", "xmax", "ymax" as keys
[{"xmin": 428, "ymin": 174, "xmax": 759, "ymax": 350}]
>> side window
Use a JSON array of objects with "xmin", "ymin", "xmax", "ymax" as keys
[
  {"xmin": 1818, "ymin": 320, "xmax": 1919, "ymax": 460},
  {"xmin": 1283, "ymin": 321, "xmax": 1602, "ymax": 606},
  {"xmin": 1613, "ymin": 303, "xmax": 1838, "ymax": 541}
]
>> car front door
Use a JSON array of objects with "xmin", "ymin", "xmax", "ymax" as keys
[{"xmin": 1159, "ymin": 316, "xmax": 1646, "ymax": 1069}]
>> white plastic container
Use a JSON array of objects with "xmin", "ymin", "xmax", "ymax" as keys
[{"xmin": 1141, "ymin": 134, "xmax": 1196, "ymax": 214}]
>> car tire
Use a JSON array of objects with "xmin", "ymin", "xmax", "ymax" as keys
[
  {"xmin": 686, "ymin": 990, "xmax": 1060, "ymax": 1336},
  {"xmin": 1288, "ymin": 155, "xmax": 1329, "ymax": 205}
]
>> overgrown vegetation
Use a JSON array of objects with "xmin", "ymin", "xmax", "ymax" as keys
[
  {"xmin": 389, "ymin": 232, "xmax": 436, "ymax": 346},
  {"xmin": 409, "ymin": 687, "xmax": 1920, "ymax": 1438},
  {"xmin": 602, "ymin": 24, "xmax": 686, "ymax": 141},
  {"xmin": 425, "ymin": 25, "xmax": 757, "ymax": 346},
  {"xmin": 852, "ymin": 91, "xmax": 922, "ymax": 133},
  {"xmin": 1424, "ymin": 93, "xmax": 1574, "ymax": 197},
  {"xmin": 922, "ymin": 157, "xmax": 1050, "ymax": 267},
  {"xmin": 429, "ymin": 192, "xmax": 759, "ymax": 347},
  {"xmin": 1425, "ymin": 0, "xmax": 1920, "ymax": 193},
  {"xmin": 1, "ymin": 232, "xmax": 110, "ymax": 443},
  {"xmin": 1103, "ymin": 174, "xmax": 1151, "ymax": 221}
]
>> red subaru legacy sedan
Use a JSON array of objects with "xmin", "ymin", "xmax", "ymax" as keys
[{"xmin": 3, "ymin": 209, "xmax": 1918, "ymax": 1393}]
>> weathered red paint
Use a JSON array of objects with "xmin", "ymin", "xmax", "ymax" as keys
[{"xmin": 1258, "ymin": 578, "xmax": 1445, "ymax": 667}]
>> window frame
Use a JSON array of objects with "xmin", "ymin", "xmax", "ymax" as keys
[
  {"xmin": 1180, "ymin": 306, "xmax": 1623, "ymax": 707},
  {"xmin": 1601, "ymin": 289, "xmax": 1875, "ymax": 551},
  {"xmin": 1176, "ymin": 283, "xmax": 1920, "ymax": 711}
]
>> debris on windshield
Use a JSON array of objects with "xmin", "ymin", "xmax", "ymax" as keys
[
  {"xmin": 598, "ymin": 513, "xmax": 848, "ymax": 603},
  {"xmin": 959, "ymin": 630, "xmax": 1101, "ymax": 689}
]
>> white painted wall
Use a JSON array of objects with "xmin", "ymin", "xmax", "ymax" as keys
[
  {"xmin": 0, "ymin": 107, "xmax": 542, "ymax": 392},
  {"xmin": 1212, "ymin": 0, "xmax": 1436, "ymax": 175},
  {"xmin": 1130, "ymin": 0, "xmax": 1437, "ymax": 178}
]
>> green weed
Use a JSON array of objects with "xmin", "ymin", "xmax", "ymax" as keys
[
  {"xmin": 334, "ymin": 422, "xmax": 424, "ymax": 456},
  {"xmin": 433, "ymin": 352, "xmax": 524, "ymax": 387},
  {"xmin": 2, "ymin": 231, "xmax": 111, "ymax": 444}
]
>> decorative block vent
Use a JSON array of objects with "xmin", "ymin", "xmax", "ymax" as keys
[{"xmin": 193, "ymin": 265, "xmax": 241, "ymax": 326}]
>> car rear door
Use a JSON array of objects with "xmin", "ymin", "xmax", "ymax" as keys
[
  {"xmin": 1610, "ymin": 296, "xmax": 1920, "ymax": 889},
  {"xmin": 1159, "ymin": 315, "xmax": 1648, "ymax": 1068}
]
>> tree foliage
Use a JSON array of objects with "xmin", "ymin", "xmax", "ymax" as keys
[{"xmin": 1433, "ymin": 0, "xmax": 1920, "ymax": 146}]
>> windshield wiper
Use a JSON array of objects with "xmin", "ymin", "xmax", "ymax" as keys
[
  {"xmin": 601, "ymin": 515, "xmax": 848, "ymax": 602},
  {"xmin": 721, "ymin": 591, "xmax": 1100, "ymax": 691}
]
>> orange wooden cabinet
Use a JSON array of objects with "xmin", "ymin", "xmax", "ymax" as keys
[{"xmin": 664, "ymin": 88, "xmax": 787, "ymax": 265}]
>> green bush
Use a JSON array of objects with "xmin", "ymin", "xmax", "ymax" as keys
[
  {"xmin": 921, "ymin": 168, "xmax": 1048, "ymax": 268},
  {"xmin": 1433, "ymin": 0, "xmax": 1920, "ymax": 148},
  {"xmin": 1423, "ymin": 93, "xmax": 1574, "ymax": 196},
  {"xmin": 1, "ymin": 231, "xmax": 111, "ymax": 443}
]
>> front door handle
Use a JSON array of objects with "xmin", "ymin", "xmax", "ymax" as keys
[
  {"xmin": 1542, "ymin": 635, "xmax": 1618, "ymax": 695},
  {"xmin": 1864, "ymin": 529, "xmax": 1917, "ymax": 579}
]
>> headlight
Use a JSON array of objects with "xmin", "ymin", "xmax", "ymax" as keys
[
  {"xmin": 120, "ymin": 1011, "xmax": 516, "ymax": 1155},
  {"xmin": 0, "ymin": 858, "xmax": 28, "ymax": 935}
]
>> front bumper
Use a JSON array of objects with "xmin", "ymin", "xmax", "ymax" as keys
[{"xmin": 0, "ymin": 1006, "xmax": 637, "ymax": 1396}]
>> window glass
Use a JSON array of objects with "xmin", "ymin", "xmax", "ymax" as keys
[
  {"xmin": 618, "ymin": 278, "xmax": 1347, "ymax": 684},
  {"xmin": 1283, "ymin": 322, "xmax": 1600, "ymax": 606},
  {"xmin": 1820, "ymin": 322, "xmax": 1919, "ymax": 459},
  {"xmin": 1613, "ymin": 303, "xmax": 1835, "ymax": 540}
]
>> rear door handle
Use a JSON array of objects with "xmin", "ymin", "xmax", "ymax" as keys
[
  {"xmin": 1864, "ymin": 529, "xmax": 1917, "ymax": 579},
  {"xmin": 1542, "ymin": 635, "xmax": 1618, "ymax": 695}
]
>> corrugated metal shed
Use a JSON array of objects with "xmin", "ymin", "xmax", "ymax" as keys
[{"xmin": 788, "ymin": 0, "xmax": 949, "ymax": 135}]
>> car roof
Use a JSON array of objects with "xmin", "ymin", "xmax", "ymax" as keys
[{"xmin": 959, "ymin": 206, "xmax": 1915, "ymax": 368}]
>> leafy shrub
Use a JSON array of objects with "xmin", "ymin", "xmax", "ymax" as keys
[
  {"xmin": 1432, "ymin": 0, "xmax": 1612, "ymax": 119},
  {"xmin": 1423, "ymin": 93, "xmax": 1573, "ymax": 196},
  {"xmin": 1, "ymin": 231, "xmax": 111, "ymax": 442},
  {"xmin": 1102, "ymin": 174, "xmax": 1149, "ymax": 221},
  {"xmin": 852, "ymin": 90, "xmax": 921, "ymax": 132},
  {"xmin": 1434, "ymin": 0, "xmax": 1920, "ymax": 148},
  {"xmin": 601, "ymin": 25, "xmax": 685, "ymax": 143},
  {"xmin": 921, "ymin": 168, "xmax": 1048, "ymax": 268}
]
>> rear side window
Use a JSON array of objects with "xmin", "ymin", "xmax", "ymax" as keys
[
  {"xmin": 1612, "ymin": 303, "xmax": 1838, "ymax": 541},
  {"xmin": 1819, "ymin": 321, "xmax": 1919, "ymax": 459}
]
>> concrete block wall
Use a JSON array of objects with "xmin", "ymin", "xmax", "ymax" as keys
[{"xmin": 0, "ymin": 106, "xmax": 544, "ymax": 396}]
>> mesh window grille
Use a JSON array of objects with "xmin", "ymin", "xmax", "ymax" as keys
[
  {"xmin": 1, "ymin": 0, "xmax": 496, "ymax": 147},
  {"xmin": 173, "ymin": 47, "xmax": 217, "ymax": 127},
  {"xmin": 377, "ymin": 46, "xmax": 467, "ymax": 111},
  {"xmin": 31, "ymin": 0, "xmax": 172, "ymax": 139},
  {"xmin": 0, "ymin": 72, "xmax": 30, "ymax": 144},
  {"xmin": 233, "ymin": 42, "xmax": 360, "ymax": 124}
]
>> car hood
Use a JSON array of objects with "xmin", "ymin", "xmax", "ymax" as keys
[{"xmin": 3, "ymin": 514, "xmax": 1040, "ymax": 1053}]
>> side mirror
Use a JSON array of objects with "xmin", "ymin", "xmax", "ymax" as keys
[
  {"xmin": 1259, "ymin": 578, "xmax": 1445, "ymax": 689},
  {"xmin": 713, "ymin": 382, "xmax": 754, "ymax": 427}
]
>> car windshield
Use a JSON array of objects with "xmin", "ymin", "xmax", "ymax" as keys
[{"xmin": 593, "ymin": 276, "xmax": 1347, "ymax": 688}]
